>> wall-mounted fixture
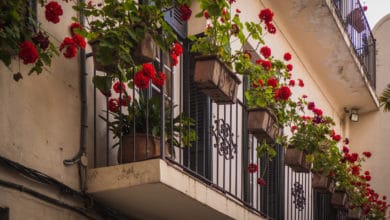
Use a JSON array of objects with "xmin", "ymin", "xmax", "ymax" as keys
[{"xmin": 349, "ymin": 108, "xmax": 359, "ymax": 122}]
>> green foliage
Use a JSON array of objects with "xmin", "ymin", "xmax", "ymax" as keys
[
  {"xmin": 103, "ymin": 92, "xmax": 197, "ymax": 149},
  {"xmin": 379, "ymin": 84, "xmax": 390, "ymax": 112}
]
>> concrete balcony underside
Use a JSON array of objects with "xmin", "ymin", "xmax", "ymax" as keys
[
  {"xmin": 87, "ymin": 159, "xmax": 264, "ymax": 220},
  {"xmin": 266, "ymin": 0, "xmax": 379, "ymax": 114}
]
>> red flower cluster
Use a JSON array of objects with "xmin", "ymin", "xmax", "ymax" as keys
[
  {"xmin": 247, "ymin": 163, "xmax": 258, "ymax": 173},
  {"xmin": 45, "ymin": 1, "xmax": 63, "ymax": 24},
  {"xmin": 70, "ymin": 22, "xmax": 83, "ymax": 35},
  {"xmin": 259, "ymin": 8, "xmax": 274, "ymax": 23},
  {"xmin": 363, "ymin": 151, "xmax": 372, "ymax": 158},
  {"xmin": 108, "ymin": 82, "xmax": 132, "ymax": 112},
  {"xmin": 260, "ymin": 46, "xmax": 271, "ymax": 58},
  {"xmin": 286, "ymin": 64, "xmax": 293, "ymax": 72},
  {"xmin": 284, "ymin": 52, "xmax": 292, "ymax": 61},
  {"xmin": 18, "ymin": 41, "xmax": 39, "ymax": 64},
  {"xmin": 171, "ymin": 42, "xmax": 184, "ymax": 66},
  {"xmin": 274, "ymin": 86, "xmax": 291, "ymax": 100},
  {"xmin": 134, "ymin": 63, "xmax": 167, "ymax": 89},
  {"xmin": 257, "ymin": 178, "xmax": 266, "ymax": 186},
  {"xmin": 113, "ymin": 81, "xmax": 126, "ymax": 93},
  {"xmin": 60, "ymin": 24, "xmax": 86, "ymax": 58},
  {"xmin": 179, "ymin": 4, "xmax": 192, "ymax": 21},
  {"xmin": 298, "ymin": 79, "xmax": 304, "ymax": 87},
  {"xmin": 256, "ymin": 59, "xmax": 272, "ymax": 70},
  {"xmin": 267, "ymin": 77, "xmax": 278, "ymax": 88}
]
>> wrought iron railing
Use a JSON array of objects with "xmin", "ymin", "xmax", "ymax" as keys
[{"xmin": 332, "ymin": 0, "xmax": 376, "ymax": 89}]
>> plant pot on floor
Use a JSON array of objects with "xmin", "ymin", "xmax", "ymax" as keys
[
  {"xmin": 194, "ymin": 55, "xmax": 241, "ymax": 104},
  {"xmin": 312, "ymin": 173, "xmax": 335, "ymax": 193},
  {"xmin": 90, "ymin": 34, "xmax": 157, "ymax": 73},
  {"xmin": 285, "ymin": 148, "xmax": 311, "ymax": 173},
  {"xmin": 347, "ymin": 207, "xmax": 364, "ymax": 220},
  {"xmin": 117, "ymin": 133, "xmax": 169, "ymax": 163},
  {"xmin": 331, "ymin": 191, "xmax": 348, "ymax": 208},
  {"xmin": 247, "ymin": 108, "xmax": 282, "ymax": 142}
]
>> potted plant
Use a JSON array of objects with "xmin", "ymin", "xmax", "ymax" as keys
[
  {"xmin": 286, "ymin": 101, "xmax": 337, "ymax": 173},
  {"xmin": 0, "ymin": 0, "xmax": 82, "ymax": 80},
  {"xmin": 189, "ymin": 0, "xmax": 244, "ymax": 104},
  {"xmin": 102, "ymin": 64, "xmax": 196, "ymax": 163},
  {"xmin": 72, "ymin": 0, "xmax": 191, "ymax": 92}
]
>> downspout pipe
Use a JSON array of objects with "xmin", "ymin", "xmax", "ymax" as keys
[{"xmin": 63, "ymin": 0, "xmax": 88, "ymax": 192}]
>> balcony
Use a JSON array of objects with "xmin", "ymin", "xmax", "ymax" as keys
[{"xmin": 265, "ymin": 0, "xmax": 378, "ymax": 113}]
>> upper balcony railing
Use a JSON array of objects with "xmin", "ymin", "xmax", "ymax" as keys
[{"xmin": 332, "ymin": 0, "xmax": 376, "ymax": 89}]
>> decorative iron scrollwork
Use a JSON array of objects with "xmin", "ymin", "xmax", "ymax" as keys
[
  {"xmin": 212, "ymin": 119, "xmax": 238, "ymax": 160},
  {"xmin": 291, "ymin": 182, "xmax": 306, "ymax": 211}
]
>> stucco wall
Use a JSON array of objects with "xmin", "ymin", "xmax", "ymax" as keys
[
  {"xmin": 348, "ymin": 15, "xmax": 390, "ymax": 201},
  {"xmin": 0, "ymin": 1, "xmax": 85, "ymax": 219}
]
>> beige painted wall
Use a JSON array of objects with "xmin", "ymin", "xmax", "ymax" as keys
[
  {"xmin": 0, "ymin": 2, "xmax": 88, "ymax": 219},
  {"xmin": 348, "ymin": 14, "xmax": 390, "ymax": 201}
]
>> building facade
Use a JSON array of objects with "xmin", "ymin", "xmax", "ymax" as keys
[{"xmin": 0, "ymin": 0, "xmax": 387, "ymax": 219}]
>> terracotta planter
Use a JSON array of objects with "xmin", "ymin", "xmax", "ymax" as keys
[
  {"xmin": 312, "ymin": 173, "xmax": 335, "ymax": 193},
  {"xmin": 90, "ymin": 34, "xmax": 156, "ymax": 73},
  {"xmin": 117, "ymin": 133, "xmax": 169, "ymax": 163},
  {"xmin": 194, "ymin": 55, "xmax": 241, "ymax": 104},
  {"xmin": 247, "ymin": 108, "xmax": 282, "ymax": 142},
  {"xmin": 331, "ymin": 191, "xmax": 348, "ymax": 208},
  {"xmin": 347, "ymin": 8, "xmax": 365, "ymax": 33},
  {"xmin": 285, "ymin": 148, "xmax": 311, "ymax": 173},
  {"xmin": 347, "ymin": 207, "xmax": 364, "ymax": 220}
]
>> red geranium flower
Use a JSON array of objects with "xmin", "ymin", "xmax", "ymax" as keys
[
  {"xmin": 332, "ymin": 134, "xmax": 341, "ymax": 142},
  {"xmin": 72, "ymin": 34, "xmax": 86, "ymax": 48},
  {"xmin": 172, "ymin": 42, "xmax": 183, "ymax": 56},
  {"xmin": 276, "ymin": 86, "xmax": 291, "ymax": 100},
  {"xmin": 228, "ymin": 0, "xmax": 236, "ymax": 4},
  {"xmin": 344, "ymin": 138, "xmax": 350, "ymax": 144},
  {"xmin": 308, "ymin": 102, "xmax": 315, "ymax": 110},
  {"xmin": 258, "ymin": 59, "xmax": 272, "ymax": 70},
  {"xmin": 352, "ymin": 165, "xmax": 360, "ymax": 175},
  {"xmin": 284, "ymin": 52, "xmax": 292, "ymax": 61},
  {"xmin": 142, "ymin": 63, "xmax": 156, "ymax": 79},
  {"xmin": 45, "ymin": 1, "xmax": 63, "ymax": 24},
  {"xmin": 203, "ymin": 10, "xmax": 210, "ymax": 19},
  {"xmin": 363, "ymin": 151, "xmax": 372, "ymax": 158},
  {"xmin": 60, "ymin": 37, "xmax": 77, "ymax": 58},
  {"xmin": 286, "ymin": 64, "xmax": 293, "ymax": 72},
  {"xmin": 258, "ymin": 8, "xmax": 274, "ymax": 23},
  {"xmin": 179, "ymin": 4, "xmax": 192, "ymax": 21},
  {"xmin": 134, "ymin": 71, "xmax": 150, "ymax": 89},
  {"xmin": 247, "ymin": 163, "xmax": 258, "ymax": 173},
  {"xmin": 365, "ymin": 175, "xmax": 371, "ymax": 181},
  {"xmin": 313, "ymin": 108, "xmax": 323, "ymax": 116},
  {"xmin": 260, "ymin": 46, "xmax": 271, "ymax": 58},
  {"xmin": 349, "ymin": 153, "xmax": 359, "ymax": 163},
  {"xmin": 257, "ymin": 178, "xmax": 266, "ymax": 186},
  {"xmin": 266, "ymin": 22, "xmax": 276, "ymax": 34},
  {"xmin": 267, "ymin": 77, "xmax": 278, "ymax": 88},
  {"xmin": 289, "ymin": 80, "xmax": 295, "ymax": 86},
  {"xmin": 70, "ymin": 22, "xmax": 83, "ymax": 36},
  {"xmin": 171, "ymin": 53, "xmax": 178, "ymax": 66},
  {"xmin": 236, "ymin": 9, "xmax": 241, "ymax": 13},
  {"xmin": 298, "ymin": 79, "xmax": 304, "ymax": 87},
  {"xmin": 18, "ymin": 41, "xmax": 39, "ymax": 64},
  {"xmin": 291, "ymin": 125, "xmax": 298, "ymax": 133},
  {"xmin": 108, "ymin": 98, "xmax": 120, "ymax": 112},
  {"xmin": 113, "ymin": 81, "xmax": 126, "ymax": 93},
  {"xmin": 342, "ymin": 146, "xmax": 349, "ymax": 154},
  {"xmin": 152, "ymin": 72, "xmax": 167, "ymax": 87}
]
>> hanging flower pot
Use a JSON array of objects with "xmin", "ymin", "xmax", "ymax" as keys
[
  {"xmin": 347, "ymin": 207, "xmax": 364, "ymax": 220},
  {"xmin": 247, "ymin": 108, "xmax": 282, "ymax": 142},
  {"xmin": 117, "ymin": 133, "xmax": 169, "ymax": 163},
  {"xmin": 285, "ymin": 147, "xmax": 311, "ymax": 173},
  {"xmin": 331, "ymin": 191, "xmax": 348, "ymax": 208},
  {"xmin": 312, "ymin": 173, "xmax": 335, "ymax": 193},
  {"xmin": 90, "ymin": 33, "xmax": 157, "ymax": 73},
  {"xmin": 194, "ymin": 55, "xmax": 241, "ymax": 104},
  {"xmin": 347, "ymin": 8, "xmax": 365, "ymax": 33}
]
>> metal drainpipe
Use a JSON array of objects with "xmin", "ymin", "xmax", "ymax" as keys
[{"xmin": 63, "ymin": 0, "xmax": 88, "ymax": 192}]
